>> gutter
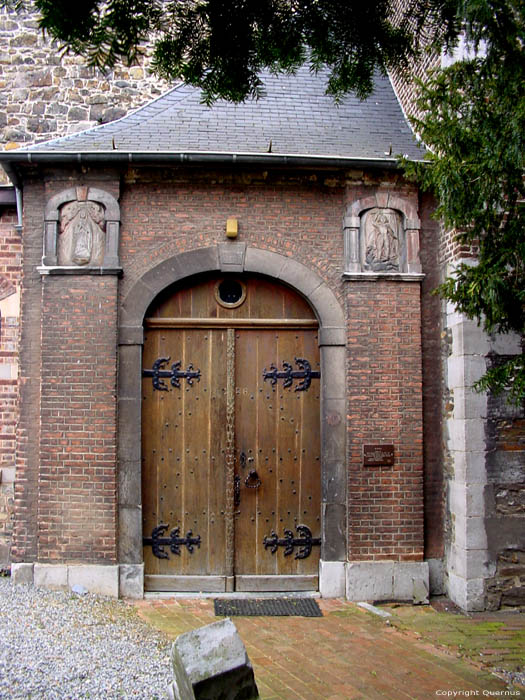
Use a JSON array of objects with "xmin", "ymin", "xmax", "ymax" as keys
[{"xmin": 0, "ymin": 149, "xmax": 415, "ymax": 170}]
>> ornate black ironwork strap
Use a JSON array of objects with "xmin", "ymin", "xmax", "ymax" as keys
[
  {"xmin": 143, "ymin": 524, "xmax": 201, "ymax": 559},
  {"xmin": 263, "ymin": 524, "xmax": 321, "ymax": 560},
  {"xmin": 142, "ymin": 357, "xmax": 201, "ymax": 391},
  {"xmin": 262, "ymin": 357, "xmax": 320, "ymax": 392},
  {"xmin": 234, "ymin": 475, "xmax": 241, "ymax": 507}
]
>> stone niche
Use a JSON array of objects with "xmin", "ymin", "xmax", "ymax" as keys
[
  {"xmin": 40, "ymin": 186, "xmax": 121, "ymax": 273},
  {"xmin": 343, "ymin": 193, "xmax": 422, "ymax": 279}
]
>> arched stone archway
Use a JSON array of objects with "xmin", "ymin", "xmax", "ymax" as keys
[{"xmin": 117, "ymin": 244, "xmax": 347, "ymax": 598}]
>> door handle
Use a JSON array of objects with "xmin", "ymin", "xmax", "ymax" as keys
[{"xmin": 245, "ymin": 469, "xmax": 262, "ymax": 489}]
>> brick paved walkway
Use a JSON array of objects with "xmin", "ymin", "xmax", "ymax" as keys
[{"xmin": 135, "ymin": 597, "xmax": 523, "ymax": 699}]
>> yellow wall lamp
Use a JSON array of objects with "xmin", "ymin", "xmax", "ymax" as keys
[{"xmin": 226, "ymin": 217, "xmax": 238, "ymax": 239}]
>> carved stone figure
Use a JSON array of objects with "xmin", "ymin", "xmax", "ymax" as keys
[
  {"xmin": 364, "ymin": 208, "xmax": 401, "ymax": 272},
  {"xmin": 57, "ymin": 201, "xmax": 106, "ymax": 266}
]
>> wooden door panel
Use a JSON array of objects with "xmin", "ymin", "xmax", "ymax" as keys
[
  {"xmin": 234, "ymin": 328, "xmax": 321, "ymax": 580},
  {"xmin": 142, "ymin": 328, "xmax": 228, "ymax": 577},
  {"xmin": 148, "ymin": 275, "xmax": 316, "ymax": 321},
  {"xmin": 142, "ymin": 274, "xmax": 321, "ymax": 591}
]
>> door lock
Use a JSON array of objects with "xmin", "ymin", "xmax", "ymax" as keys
[{"xmin": 239, "ymin": 451, "xmax": 254, "ymax": 469}]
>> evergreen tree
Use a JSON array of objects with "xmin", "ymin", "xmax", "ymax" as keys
[
  {"xmin": 404, "ymin": 0, "xmax": 524, "ymax": 403},
  {"xmin": 2, "ymin": 0, "xmax": 524, "ymax": 399},
  {"xmin": 1, "ymin": 0, "xmax": 461, "ymax": 102}
]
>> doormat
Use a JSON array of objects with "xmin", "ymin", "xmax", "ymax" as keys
[{"xmin": 214, "ymin": 598, "xmax": 323, "ymax": 618}]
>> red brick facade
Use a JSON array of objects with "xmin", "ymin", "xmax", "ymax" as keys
[
  {"xmin": 38, "ymin": 275, "xmax": 118, "ymax": 562},
  {"xmin": 0, "ymin": 207, "xmax": 20, "ymax": 566},
  {"xmin": 347, "ymin": 280, "xmax": 424, "ymax": 561},
  {"xmin": 7, "ymin": 165, "xmax": 441, "ymax": 576}
]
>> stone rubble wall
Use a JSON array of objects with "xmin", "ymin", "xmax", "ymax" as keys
[
  {"xmin": 0, "ymin": 6, "xmax": 169, "ymax": 155},
  {"xmin": 485, "ymin": 367, "xmax": 525, "ymax": 609}
]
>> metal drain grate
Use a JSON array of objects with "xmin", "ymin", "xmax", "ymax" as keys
[{"xmin": 214, "ymin": 598, "xmax": 323, "ymax": 617}]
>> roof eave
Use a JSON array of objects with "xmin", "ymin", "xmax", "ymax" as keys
[{"xmin": 0, "ymin": 150, "xmax": 423, "ymax": 172}]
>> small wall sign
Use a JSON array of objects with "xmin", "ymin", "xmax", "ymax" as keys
[{"xmin": 363, "ymin": 444, "xmax": 395, "ymax": 467}]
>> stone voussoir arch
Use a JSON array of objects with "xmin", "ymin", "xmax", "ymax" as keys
[
  {"xmin": 119, "ymin": 245, "xmax": 345, "ymax": 342},
  {"xmin": 116, "ymin": 244, "xmax": 347, "ymax": 598}
]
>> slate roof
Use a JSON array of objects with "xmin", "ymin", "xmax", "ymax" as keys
[{"xmin": 6, "ymin": 65, "xmax": 422, "ymax": 164}]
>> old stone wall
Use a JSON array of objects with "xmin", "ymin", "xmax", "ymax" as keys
[
  {"xmin": 485, "ymin": 369, "xmax": 525, "ymax": 608},
  {"xmin": 0, "ymin": 7, "xmax": 168, "ymax": 154}
]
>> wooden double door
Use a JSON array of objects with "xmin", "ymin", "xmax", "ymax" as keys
[{"xmin": 141, "ymin": 275, "xmax": 321, "ymax": 592}]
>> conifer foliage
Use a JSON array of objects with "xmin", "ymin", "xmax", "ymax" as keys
[
  {"xmin": 1, "ymin": 0, "xmax": 524, "ymax": 399},
  {"xmin": 405, "ymin": 0, "xmax": 525, "ymax": 402},
  {"xmin": 2, "ymin": 0, "xmax": 460, "ymax": 103}
]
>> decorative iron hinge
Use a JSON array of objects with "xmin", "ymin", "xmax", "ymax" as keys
[
  {"xmin": 142, "ymin": 357, "xmax": 201, "ymax": 391},
  {"xmin": 143, "ymin": 523, "xmax": 201, "ymax": 559},
  {"xmin": 263, "ymin": 524, "xmax": 321, "ymax": 560},
  {"xmin": 262, "ymin": 357, "xmax": 320, "ymax": 392}
]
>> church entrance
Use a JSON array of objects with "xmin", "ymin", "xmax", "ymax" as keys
[{"xmin": 141, "ymin": 274, "xmax": 322, "ymax": 592}]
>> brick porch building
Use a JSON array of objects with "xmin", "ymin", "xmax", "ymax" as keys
[{"xmin": 0, "ymin": 59, "xmax": 523, "ymax": 609}]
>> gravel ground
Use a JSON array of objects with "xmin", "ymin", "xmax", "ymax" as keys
[{"xmin": 0, "ymin": 577, "xmax": 172, "ymax": 699}]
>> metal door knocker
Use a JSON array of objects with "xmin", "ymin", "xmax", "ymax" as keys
[{"xmin": 245, "ymin": 469, "xmax": 262, "ymax": 489}]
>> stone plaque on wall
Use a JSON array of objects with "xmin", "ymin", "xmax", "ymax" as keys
[
  {"xmin": 40, "ymin": 185, "xmax": 121, "ymax": 272},
  {"xmin": 343, "ymin": 193, "xmax": 423, "ymax": 279}
]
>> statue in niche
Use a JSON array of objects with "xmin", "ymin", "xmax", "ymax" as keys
[
  {"xmin": 58, "ymin": 200, "xmax": 106, "ymax": 266},
  {"xmin": 364, "ymin": 208, "xmax": 401, "ymax": 272}
]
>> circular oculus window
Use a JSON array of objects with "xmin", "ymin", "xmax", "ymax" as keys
[{"xmin": 215, "ymin": 279, "xmax": 247, "ymax": 308}]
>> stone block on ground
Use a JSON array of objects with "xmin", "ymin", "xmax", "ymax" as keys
[
  {"xmin": 169, "ymin": 618, "xmax": 259, "ymax": 700},
  {"xmin": 11, "ymin": 562, "xmax": 34, "ymax": 585}
]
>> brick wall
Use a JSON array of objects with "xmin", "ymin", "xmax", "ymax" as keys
[
  {"xmin": 11, "ymin": 179, "xmax": 45, "ymax": 562},
  {"xmin": 118, "ymin": 168, "xmax": 345, "ymax": 304},
  {"xmin": 419, "ymin": 192, "xmax": 445, "ymax": 560},
  {"xmin": 119, "ymin": 167, "xmax": 426, "ymax": 562},
  {"xmin": 13, "ymin": 163, "xmax": 440, "ymax": 569},
  {"xmin": 39, "ymin": 275, "xmax": 118, "ymax": 562},
  {"xmin": 346, "ymin": 280, "xmax": 424, "ymax": 561},
  {"xmin": 0, "ymin": 206, "xmax": 20, "ymax": 567},
  {"xmin": 12, "ymin": 174, "xmax": 120, "ymax": 564}
]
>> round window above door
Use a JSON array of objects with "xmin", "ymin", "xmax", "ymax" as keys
[{"xmin": 215, "ymin": 279, "xmax": 247, "ymax": 308}]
